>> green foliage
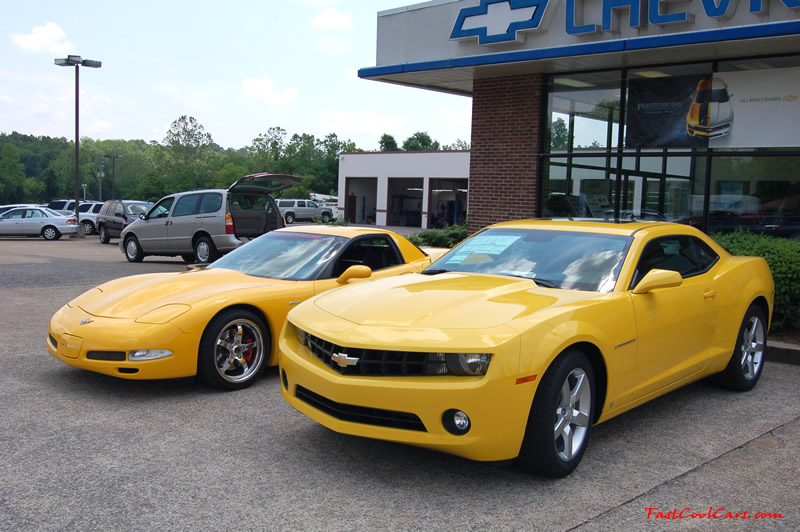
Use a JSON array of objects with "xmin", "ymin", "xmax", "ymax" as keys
[
  {"xmin": 0, "ymin": 143, "xmax": 26, "ymax": 203},
  {"xmin": 408, "ymin": 223, "xmax": 468, "ymax": 248},
  {"xmin": 402, "ymin": 131, "xmax": 440, "ymax": 151},
  {"xmin": 312, "ymin": 215, "xmax": 348, "ymax": 226},
  {"xmin": 379, "ymin": 134, "xmax": 398, "ymax": 152},
  {"xmin": 712, "ymin": 230, "xmax": 800, "ymax": 331}
]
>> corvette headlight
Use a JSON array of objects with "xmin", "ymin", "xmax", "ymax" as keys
[
  {"xmin": 129, "ymin": 349, "xmax": 172, "ymax": 361},
  {"xmin": 426, "ymin": 353, "xmax": 492, "ymax": 376}
]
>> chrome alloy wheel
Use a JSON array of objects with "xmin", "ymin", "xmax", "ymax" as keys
[
  {"xmin": 214, "ymin": 319, "xmax": 265, "ymax": 384},
  {"xmin": 195, "ymin": 240, "xmax": 211, "ymax": 263},
  {"xmin": 739, "ymin": 315, "xmax": 765, "ymax": 381},
  {"xmin": 554, "ymin": 368, "xmax": 592, "ymax": 462}
]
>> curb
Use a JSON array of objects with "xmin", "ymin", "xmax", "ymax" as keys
[{"xmin": 767, "ymin": 340, "xmax": 800, "ymax": 366}]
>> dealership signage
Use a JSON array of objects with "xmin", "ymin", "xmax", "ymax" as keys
[{"xmin": 451, "ymin": 0, "xmax": 800, "ymax": 44}]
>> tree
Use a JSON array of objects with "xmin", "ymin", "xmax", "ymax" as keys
[
  {"xmin": 0, "ymin": 143, "xmax": 26, "ymax": 203},
  {"xmin": 251, "ymin": 127, "xmax": 287, "ymax": 170},
  {"xmin": 443, "ymin": 138, "xmax": 470, "ymax": 150},
  {"xmin": 154, "ymin": 115, "xmax": 217, "ymax": 191},
  {"xmin": 402, "ymin": 131, "xmax": 440, "ymax": 151},
  {"xmin": 550, "ymin": 117, "xmax": 569, "ymax": 150},
  {"xmin": 379, "ymin": 133, "xmax": 398, "ymax": 152}
]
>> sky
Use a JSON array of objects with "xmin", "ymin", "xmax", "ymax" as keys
[{"xmin": 0, "ymin": 0, "xmax": 473, "ymax": 151}]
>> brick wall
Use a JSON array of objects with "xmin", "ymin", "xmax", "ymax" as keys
[{"xmin": 467, "ymin": 73, "xmax": 545, "ymax": 235}]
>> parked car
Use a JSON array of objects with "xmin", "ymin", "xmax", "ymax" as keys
[
  {"xmin": 758, "ymin": 212, "xmax": 800, "ymax": 241},
  {"xmin": 96, "ymin": 200, "xmax": 153, "ymax": 244},
  {"xmin": 0, "ymin": 203, "xmax": 37, "ymax": 215},
  {"xmin": 76, "ymin": 201, "xmax": 104, "ymax": 235},
  {"xmin": 279, "ymin": 219, "xmax": 774, "ymax": 477},
  {"xmin": 48, "ymin": 225, "xmax": 445, "ymax": 390},
  {"xmin": 0, "ymin": 207, "xmax": 78, "ymax": 240},
  {"xmin": 120, "ymin": 173, "xmax": 301, "ymax": 263},
  {"xmin": 277, "ymin": 199, "xmax": 334, "ymax": 224}
]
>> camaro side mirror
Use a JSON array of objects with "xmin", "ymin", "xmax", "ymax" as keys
[
  {"xmin": 337, "ymin": 265, "xmax": 372, "ymax": 284},
  {"xmin": 632, "ymin": 269, "xmax": 683, "ymax": 295}
]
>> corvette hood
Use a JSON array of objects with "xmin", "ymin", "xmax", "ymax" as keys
[
  {"xmin": 313, "ymin": 272, "xmax": 600, "ymax": 329},
  {"xmin": 76, "ymin": 268, "xmax": 288, "ymax": 319}
]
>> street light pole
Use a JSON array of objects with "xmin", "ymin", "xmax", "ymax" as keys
[
  {"xmin": 104, "ymin": 154, "xmax": 122, "ymax": 200},
  {"xmin": 55, "ymin": 55, "xmax": 101, "ymax": 238}
]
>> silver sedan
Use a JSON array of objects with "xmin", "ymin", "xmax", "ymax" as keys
[{"xmin": 0, "ymin": 207, "xmax": 78, "ymax": 240}]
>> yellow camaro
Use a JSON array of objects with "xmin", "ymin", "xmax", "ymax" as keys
[
  {"xmin": 279, "ymin": 220, "xmax": 774, "ymax": 477},
  {"xmin": 48, "ymin": 226, "xmax": 443, "ymax": 390}
]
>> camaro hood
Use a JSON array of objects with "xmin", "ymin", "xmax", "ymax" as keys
[
  {"xmin": 75, "ymin": 268, "xmax": 289, "ymax": 319},
  {"xmin": 313, "ymin": 272, "xmax": 600, "ymax": 329}
]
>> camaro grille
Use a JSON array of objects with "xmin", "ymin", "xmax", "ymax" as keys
[
  {"xmin": 304, "ymin": 333, "xmax": 428, "ymax": 376},
  {"xmin": 295, "ymin": 385, "xmax": 427, "ymax": 432}
]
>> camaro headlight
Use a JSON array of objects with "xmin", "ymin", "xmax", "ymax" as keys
[
  {"xmin": 426, "ymin": 353, "xmax": 492, "ymax": 376},
  {"xmin": 128, "ymin": 349, "xmax": 172, "ymax": 361},
  {"xmin": 296, "ymin": 327, "xmax": 309, "ymax": 348}
]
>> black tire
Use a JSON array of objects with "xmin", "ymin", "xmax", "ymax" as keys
[
  {"xmin": 321, "ymin": 212, "xmax": 331, "ymax": 223},
  {"xmin": 717, "ymin": 304, "xmax": 767, "ymax": 391},
  {"xmin": 181, "ymin": 254, "xmax": 196, "ymax": 263},
  {"xmin": 42, "ymin": 226, "xmax": 60, "ymax": 241},
  {"xmin": 98, "ymin": 225, "xmax": 110, "ymax": 244},
  {"xmin": 124, "ymin": 235, "xmax": 144, "ymax": 262},
  {"xmin": 285, "ymin": 212, "xmax": 295, "ymax": 224},
  {"xmin": 82, "ymin": 220, "xmax": 94, "ymax": 235},
  {"xmin": 197, "ymin": 309, "xmax": 270, "ymax": 390},
  {"xmin": 516, "ymin": 349, "xmax": 595, "ymax": 478},
  {"xmin": 194, "ymin": 236, "xmax": 220, "ymax": 263}
]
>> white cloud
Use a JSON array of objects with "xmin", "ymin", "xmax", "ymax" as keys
[
  {"xmin": 11, "ymin": 22, "xmax": 73, "ymax": 55},
  {"xmin": 242, "ymin": 75, "xmax": 298, "ymax": 106},
  {"xmin": 312, "ymin": 7, "xmax": 353, "ymax": 29},
  {"xmin": 298, "ymin": 0, "xmax": 341, "ymax": 8}
]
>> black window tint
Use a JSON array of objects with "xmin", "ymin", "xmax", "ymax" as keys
[
  {"xmin": 332, "ymin": 236, "xmax": 402, "ymax": 277},
  {"xmin": 173, "ymin": 194, "xmax": 201, "ymax": 217},
  {"xmin": 199, "ymin": 193, "xmax": 222, "ymax": 214},
  {"xmin": 279, "ymin": 200, "xmax": 293, "ymax": 207},
  {"xmin": 297, "ymin": 201, "xmax": 306, "ymax": 207},
  {"xmin": 632, "ymin": 236, "xmax": 719, "ymax": 288}
]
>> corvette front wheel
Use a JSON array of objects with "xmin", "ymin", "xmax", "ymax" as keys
[
  {"xmin": 517, "ymin": 349, "xmax": 595, "ymax": 478},
  {"xmin": 198, "ymin": 309, "xmax": 269, "ymax": 391}
]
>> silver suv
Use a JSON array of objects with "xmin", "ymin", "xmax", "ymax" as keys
[
  {"xmin": 120, "ymin": 173, "xmax": 300, "ymax": 263},
  {"xmin": 277, "ymin": 199, "xmax": 333, "ymax": 224}
]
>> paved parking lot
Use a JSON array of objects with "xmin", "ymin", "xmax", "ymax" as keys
[{"xmin": 0, "ymin": 236, "xmax": 798, "ymax": 530}]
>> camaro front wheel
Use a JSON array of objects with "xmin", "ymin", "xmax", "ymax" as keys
[
  {"xmin": 718, "ymin": 304, "xmax": 766, "ymax": 391},
  {"xmin": 197, "ymin": 309, "xmax": 269, "ymax": 391},
  {"xmin": 517, "ymin": 349, "xmax": 595, "ymax": 478}
]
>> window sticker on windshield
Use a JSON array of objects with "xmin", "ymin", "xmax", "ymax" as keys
[{"xmin": 446, "ymin": 235, "xmax": 522, "ymax": 264}]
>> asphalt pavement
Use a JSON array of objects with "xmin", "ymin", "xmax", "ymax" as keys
[{"xmin": 0, "ymin": 235, "xmax": 798, "ymax": 531}]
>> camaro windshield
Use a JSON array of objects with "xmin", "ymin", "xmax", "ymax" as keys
[
  {"xmin": 428, "ymin": 228, "xmax": 632, "ymax": 292},
  {"xmin": 208, "ymin": 231, "xmax": 347, "ymax": 280}
]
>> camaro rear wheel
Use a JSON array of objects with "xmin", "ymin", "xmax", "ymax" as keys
[
  {"xmin": 124, "ymin": 236, "xmax": 144, "ymax": 262},
  {"xmin": 517, "ymin": 349, "xmax": 595, "ymax": 478},
  {"xmin": 198, "ymin": 309, "xmax": 269, "ymax": 390},
  {"xmin": 718, "ymin": 304, "xmax": 766, "ymax": 391}
]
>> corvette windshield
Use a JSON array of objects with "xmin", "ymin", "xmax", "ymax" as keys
[
  {"xmin": 208, "ymin": 231, "xmax": 346, "ymax": 280},
  {"xmin": 429, "ymin": 228, "xmax": 632, "ymax": 292}
]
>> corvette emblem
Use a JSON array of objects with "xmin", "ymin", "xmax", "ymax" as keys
[
  {"xmin": 331, "ymin": 353, "xmax": 359, "ymax": 368},
  {"xmin": 80, "ymin": 318, "xmax": 94, "ymax": 325}
]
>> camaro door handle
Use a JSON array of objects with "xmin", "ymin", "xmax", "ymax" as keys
[{"xmin": 703, "ymin": 288, "xmax": 716, "ymax": 299}]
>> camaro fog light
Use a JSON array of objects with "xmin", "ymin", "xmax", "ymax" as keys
[
  {"xmin": 443, "ymin": 409, "xmax": 471, "ymax": 436},
  {"xmin": 128, "ymin": 349, "xmax": 172, "ymax": 361}
]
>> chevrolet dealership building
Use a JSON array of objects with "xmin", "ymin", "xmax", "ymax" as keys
[{"xmin": 357, "ymin": 0, "xmax": 800, "ymax": 236}]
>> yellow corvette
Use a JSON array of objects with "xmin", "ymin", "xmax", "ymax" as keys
[
  {"xmin": 279, "ymin": 220, "xmax": 774, "ymax": 477},
  {"xmin": 48, "ymin": 226, "xmax": 443, "ymax": 390}
]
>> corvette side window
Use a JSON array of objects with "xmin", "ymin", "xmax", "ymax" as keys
[{"xmin": 332, "ymin": 236, "xmax": 403, "ymax": 277}]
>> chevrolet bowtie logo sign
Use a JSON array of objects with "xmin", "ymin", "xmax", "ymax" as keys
[
  {"xmin": 331, "ymin": 353, "xmax": 359, "ymax": 368},
  {"xmin": 451, "ymin": 0, "xmax": 549, "ymax": 44}
]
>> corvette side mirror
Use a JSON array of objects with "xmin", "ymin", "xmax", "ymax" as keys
[
  {"xmin": 337, "ymin": 265, "xmax": 372, "ymax": 284},
  {"xmin": 632, "ymin": 269, "xmax": 683, "ymax": 295}
]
